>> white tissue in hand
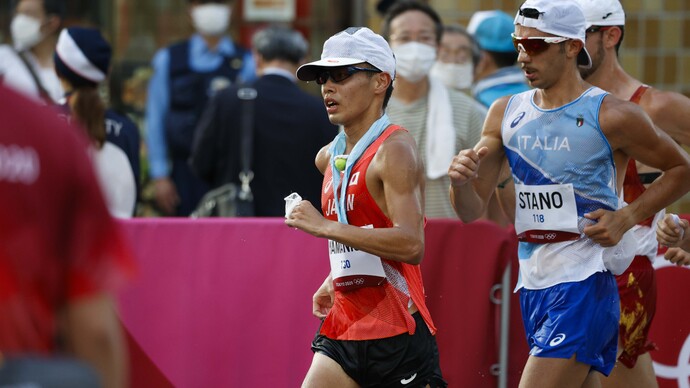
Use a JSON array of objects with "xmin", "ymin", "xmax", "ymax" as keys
[
  {"xmin": 671, "ymin": 213, "xmax": 685, "ymax": 239},
  {"xmin": 284, "ymin": 193, "xmax": 302, "ymax": 218}
]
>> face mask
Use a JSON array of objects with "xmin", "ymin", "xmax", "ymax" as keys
[
  {"xmin": 393, "ymin": 41, "xmax": 437, "ymax": 83},
  {"xmin": 11, "ymin": 14, "xmax": 44, "ymax": 51},
  {"xmin": 430, "ymin": 61, "xmax": 474, "ymax": 90},
  {"xmin": 191, "ymin": 4, "xmax": 231, "ymax": 36}
]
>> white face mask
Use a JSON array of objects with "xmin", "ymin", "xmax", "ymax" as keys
[
  {"xmin": 430, "ymin": 61, "xmax": 474, "ymax": 90},
  {"xmin": 393, "ymin": 42, "xmax": 437, "ymax": 83},
  {"xmin": 191, "ymin": 4, "xmax": 231, "ymax": 37},
  {"xmin": 11, "ymin": 14, "xmax": 44, "ymax": 51}
]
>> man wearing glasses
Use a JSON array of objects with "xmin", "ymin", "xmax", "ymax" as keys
[
  {"xmin": 573, "ymin": 0, "xmax": 690, "ymax": 386},
  {"xmin": 448, "ymin": 0, "xmax": 690, "ymax": 387},
  {"xmin": 286, "ymin": 27, "xmax": 446, "ymax": 387},
  {"xmin": 381, "ymin": 0, "xmax": 487, "ymax": 219}
]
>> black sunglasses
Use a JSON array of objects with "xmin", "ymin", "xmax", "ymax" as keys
[
  {"xmin": 519, "ymin": 8, "xmax": 544, "ymax": 19},
  {"xmin": 315, "ymin": 66, "xmax": 382, "ymax": 85}
]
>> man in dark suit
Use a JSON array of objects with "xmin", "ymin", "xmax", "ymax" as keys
[{"xmin": 190, "ymin": 25, "xmax": 338, "ymax": 216}]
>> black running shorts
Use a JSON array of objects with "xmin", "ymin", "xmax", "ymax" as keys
[{"xmin": 311, "ymin": 312, "xmax": 447, "ymax": 387}]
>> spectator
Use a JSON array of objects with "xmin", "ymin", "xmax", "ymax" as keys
[
  {"xmin": 449, "ymin": 0, "xmax": 690, "ymax": 386},
  {"xmin": 574, "ymin": 0, "xmax": 690, "ymax": 385},
  {"xmin": 54, "ymin": 27, "xmax": 138, "ymax": 218},
  {"xmin": 145, "ymin": 0, "xmax": 255, "ymax": 216},
  {"xmin": 376, "ymin": 0, "xmax": 398, "ymax": 15},
  {"xmin": 381, "ymin": 0, "xmax": 486, "ymax": 218},
  {"xmin": 289, "ymin": 26, "xmax": 446, "ymax": 387},
  {"xmin": 430, "ymin": 24, "xmax": 480, "ymax": 93},
  {"xmin": 0, "ymin": 0, "xmax": 64, "ymax": 103},
  {"xmin": 190, "ymin": 25, "xmax": 337, "ymax": 216},
  {"xmin": 0, "ymin": 85, "xmax": 137, "ymax": 388},
  {"xmin": 467, "ymin": 10, "xmax": 530, "ymax": 108}
]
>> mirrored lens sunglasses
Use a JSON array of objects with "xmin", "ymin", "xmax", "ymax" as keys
[
  {"xmin": 511, "ymin": 33, "xmax": 569, "ymax": 56},
  {"xmin": 315, "ymin": 66, "xmax": 382, "ymax": 85}
]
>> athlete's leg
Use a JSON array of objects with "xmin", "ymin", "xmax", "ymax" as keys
[
  {"xmin": 600, "ymin": 352, "xmax": 658, "ymax": 388},
  {"xmin": 302, "ymin": 352, "xmax": 358, "ymax": 388},
  {"xmin": 600, "ymin": 257, "xmax": 659, "ymax": 388},
  {"xmin": 583, "ymin": 370, "xmax": 603, "ymax": 388},
  {"xmin": 519, "ymin": 354, "xmax": 593, "ymax": 388}
]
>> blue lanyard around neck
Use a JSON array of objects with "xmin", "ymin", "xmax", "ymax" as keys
[{"xmin": 328, "ymin": 114, "xmax": 391, "ymax": 224}]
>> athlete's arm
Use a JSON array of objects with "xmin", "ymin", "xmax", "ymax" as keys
[
  {"xmin": 449, "ymin": 97, "xmax": 508, "ymax": 222},
  {"xmin": 642, "ymin": 90, "xmax": 690, "ymax": 146},
  {"xmin": 312, "ymin": 274, "xmax": 334, "ymax": 319},
  {"xmin": 286, "ymin": 130, "xmax": 426, "ymax": 265},
  {"xmin": 663, "ymin": 247, "xmax": 690, "ymax": 266},
  {"xmin": 584, "ymin": 97, "xmax": 690, "ymax": 246},
  {"xmin": 63, "ymin": 294, "xmax": 128, "ymax": 388}
]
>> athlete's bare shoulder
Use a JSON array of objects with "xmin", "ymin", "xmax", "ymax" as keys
[
  {"xmin": 598, "ymin": 93, "xmax": 655, "ymax": 149},
  {"xmin": 482, "ymin": 96, "xmax": 511, "ymax": 139},
  {"xmin": 638, "ymin": 87, "xmax": 690, "ymax": 145},
  {"xmin": 638, "ymin": 87, "xmax": 688, "ymax": 116},
  {"xmin": 376, "ymin": 126, "xmax": 421, "ymax": 169},
  {"xmin": 382, "ymin": 125, "xmax": 416, "ymax": 147},
  {"xmin": 488, "ymin": 95, "xmax": 511, "ymax": 117},
  {"xmin": 369, "ymin": 126, "xmax": 423, "ymax": 182},
  {"xmin": 315, "ymin": 141, "xmax": 333, "ymax": 175}
]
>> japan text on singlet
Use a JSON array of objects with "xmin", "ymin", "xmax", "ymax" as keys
[
  {"xmin": 320, "ymin": 125, "xmax": 436, "ymax": 340},
  {"xmin": 502, "ymin": 87, "xmax": 636, "ymax": 289}
]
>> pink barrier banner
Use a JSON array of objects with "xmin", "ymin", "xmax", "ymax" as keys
[
  {"xmin": 118, "ymin": 218, "xmax": 329, "ymax": 387},
  {"xmin": 651, "ymin": 258, "xmax": 690, "ymax": 387},
  {"xmin": 117, "ymin": 218, "xmax": 690, "ymax": 387},
  {"xmin": 651, "ymin": 213, "xmax": 690, "ymax": 388}
]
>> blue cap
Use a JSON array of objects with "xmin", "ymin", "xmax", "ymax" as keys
[{"xmin": 468, "ymin": 10, "xmax": 515, "ymax": 53}]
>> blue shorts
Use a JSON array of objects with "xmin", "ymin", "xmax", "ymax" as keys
[{"xmin": 520, "ymin": 271, "xmax": 620, "ymax": 376}]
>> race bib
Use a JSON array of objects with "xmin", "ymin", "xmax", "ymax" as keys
[
  {"xmin": 328, "ymin": 226, "xmax": 386, "ymax": 292},
  {"xmin": 514, "ymin": 183, "xmax": 581, "ymax": 243}
]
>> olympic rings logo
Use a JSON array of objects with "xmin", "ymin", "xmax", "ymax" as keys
[
  {"xmin": 652, "ymin": 258, "xmax": 690, "ymax": 387},
  {"xmin": 653, "ymin": 335, "xmax": 690, "ymax": 388}
]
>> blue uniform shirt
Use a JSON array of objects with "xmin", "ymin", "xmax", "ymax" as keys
[{"xmin": 145, "ymin": 34, "xmax": 256, "ymax": 179}]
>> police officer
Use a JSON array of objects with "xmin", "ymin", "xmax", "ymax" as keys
[{"xmin": 145, "ymin": 0, "xmax": 255, "ymax": 216}]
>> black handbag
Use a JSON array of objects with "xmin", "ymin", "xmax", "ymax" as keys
[{"xmin": 191, "ymin": 86, "xmax": 257, "ymax": 217}]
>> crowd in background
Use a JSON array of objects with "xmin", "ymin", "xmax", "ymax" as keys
[
  {"xmin": 0, "ymin": 0, "xmax": 532, "ymax": 222},
  {"xmin": 2, "ymin": 0, "xmax": 690, "ymax": 387}
]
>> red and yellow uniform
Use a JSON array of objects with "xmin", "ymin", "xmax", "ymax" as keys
[{"xmin": 617, "ymin": 85, "xmax": 658, "ymax": 367}]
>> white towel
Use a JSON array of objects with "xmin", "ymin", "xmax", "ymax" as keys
[{"xmin": 425, "ymin": 78, "xmax": 456, "ymax": 179}]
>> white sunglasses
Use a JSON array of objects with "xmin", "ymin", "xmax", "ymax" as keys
[{"xmin": 511, "ymin": 33, "xmax": 569, "ymax": 55}]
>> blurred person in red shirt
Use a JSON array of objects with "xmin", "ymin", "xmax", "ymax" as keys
[{"xmin": 0, "ymin": 85, "xmax": 136, "ymax": 388}]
